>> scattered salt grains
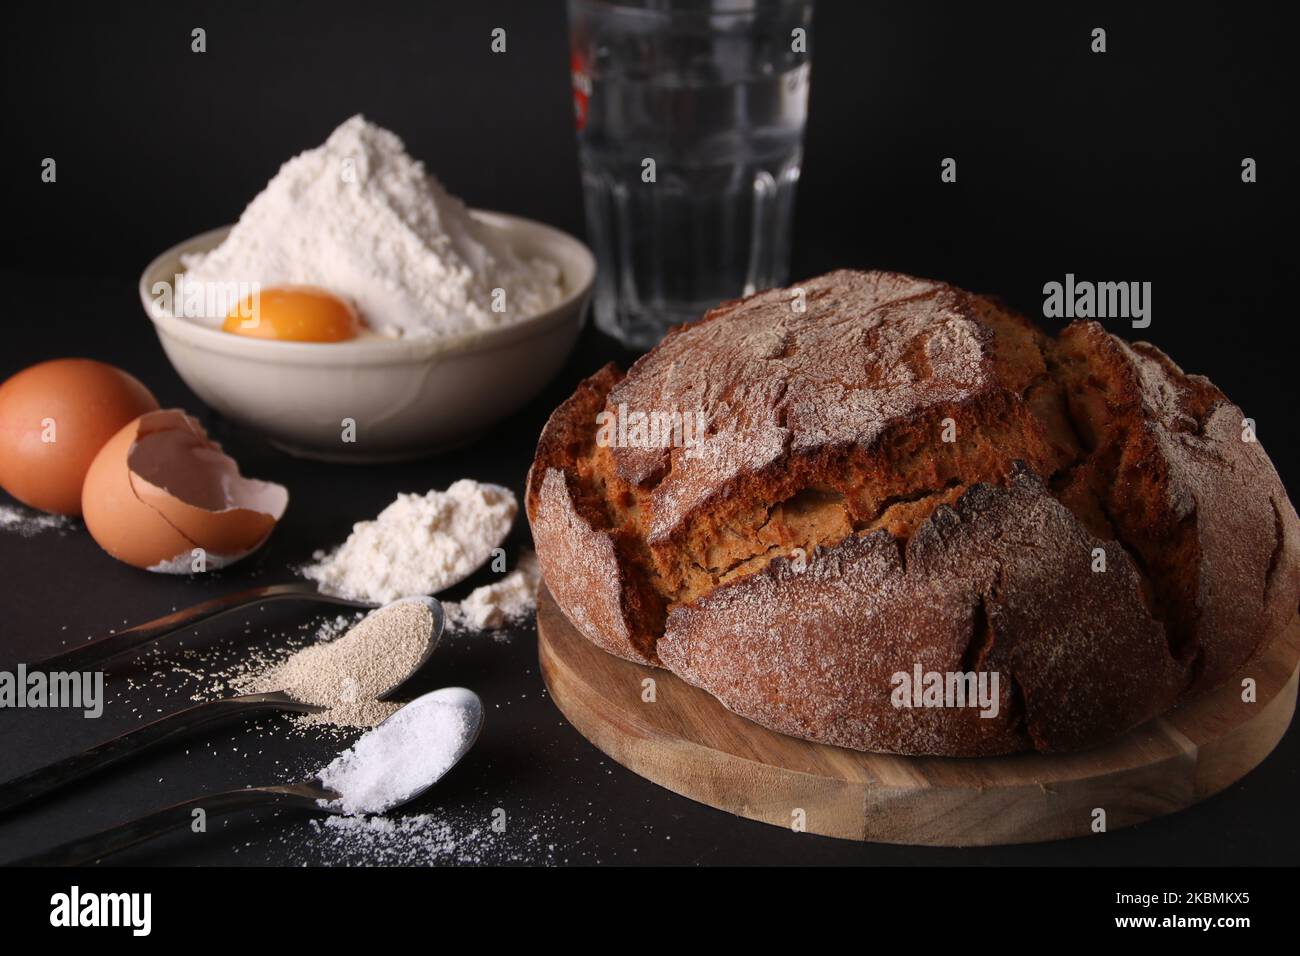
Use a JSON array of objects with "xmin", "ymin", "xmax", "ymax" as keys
[
  {"xmin": 276, "ymin": 797, "xmax": 602, "ymax": 866},
  {"xmin": 302, "ymin": 810, "xmax": 555, "ymax": 866},
  {"xmin": 0, "ymin": 505, "xmax": 72, "ymax": 537},
  {"xmin": 317, "ymin": 694, "xmax": 471, "ymax": 815},
  {"xmin": 302, "ymin": 480, "xmax": 517, "ymax": 604}
]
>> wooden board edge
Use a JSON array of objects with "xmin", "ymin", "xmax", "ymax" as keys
[{"xmin": 537, "ymin": 587, "xmax": 1300, "ymax": 846}]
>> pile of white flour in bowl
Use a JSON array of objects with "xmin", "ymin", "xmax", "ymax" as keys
[{"xmin": 181, "ymin": 115, "xmax": 563, "ymax": 336}]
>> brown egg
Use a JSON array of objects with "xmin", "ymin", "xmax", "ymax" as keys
[
  {"xmin": 0, "ymin": 359, "xmax": 159, "ymax": 515},
  {"xmin": 81, "ymin": 410, "xmax": 288, "ymax": 573}
]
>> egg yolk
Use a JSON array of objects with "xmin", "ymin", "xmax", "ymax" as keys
[{"xmin": 223, "ymin": 287, "xmax": 363, "ymax": 342}]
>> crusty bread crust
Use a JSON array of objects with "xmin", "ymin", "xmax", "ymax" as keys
[
  {"xmin": 526, "ymin": 270, "xmax": 1300, "ymax": 755},
  {"xmin": 527, "ymin": 365, "xmax": 663, "ymax": 664},
  {"xmin": 661, "ymin": 468, "xmax": 1184, "ymax": 754}
]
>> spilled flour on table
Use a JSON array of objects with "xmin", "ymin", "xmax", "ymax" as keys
[
  {"xmin": 0, "ymin": 505, "xmax": 73, "ymax": 537},
  {"xmin": 443, "ymin": 551, "xmax": 541, "ymax": 634}
]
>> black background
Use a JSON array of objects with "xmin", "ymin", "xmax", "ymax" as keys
[{"xmin": 0, "ymin": 0, "xmax": 1295, "ymax": 869}]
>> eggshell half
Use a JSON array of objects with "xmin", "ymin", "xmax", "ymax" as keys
[{"xmin": 81, "ymin": 410, "xmax": 289, "ymax": 573}]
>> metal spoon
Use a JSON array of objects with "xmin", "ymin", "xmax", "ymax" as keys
[
  {"xmin": 37, "ymin": 581, "xmax": 375, "ymax": 672},
  {"xmin": 0, "ymin": 597, "xmax": 444, "ymax": 816},
  {"xmin": 38, "ymin": 522, "xmax": 508, "ymax": 672},
  {"xmin": 12, "ymin": 687, "xmax": 484, "ymax": 866}
]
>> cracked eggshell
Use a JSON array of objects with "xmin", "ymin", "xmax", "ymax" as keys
[{"xmin": 81, "ymin": 409, "xmax": 289, "ymax": 572}]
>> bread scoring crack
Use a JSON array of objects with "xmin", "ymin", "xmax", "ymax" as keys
[
  {"xmin": 529, "ymin": 273, "xmax": 1295, "ymax": 700},
  {"xmin": 1266, "ymin": 496, "xmax": 1287, "ymax": 594}
]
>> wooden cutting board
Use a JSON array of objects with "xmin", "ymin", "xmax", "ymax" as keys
[{"xmin": 537, "ymin": 584, "xmax": 1300, "ymax": 846}]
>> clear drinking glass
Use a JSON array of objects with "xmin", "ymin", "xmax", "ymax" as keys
[{"xmin": 568, "ymin": 0, "xmax": 813, "ymax": 349}]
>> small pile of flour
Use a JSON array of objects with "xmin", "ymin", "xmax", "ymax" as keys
[
  {"xmin": 303, "ymin": 480, "xmax": 516, "ymax": 604},
  {"xmin": 317, "ymin": 692, "xmax": 472, "ymax": 815},
  {"xmin": 181, "ymin": 115, "xmax": 563, "ymax": 337},
  {"xmin": 239, "ymin": 599, "xmax": 434, "ymax": 729},
  {"xmin": 445, "ymin": 551, "xmax": 542, "ymax": 631}
]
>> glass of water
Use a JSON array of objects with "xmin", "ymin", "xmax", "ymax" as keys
[{"xmin": 568, "ymin": 0, "xmax": 813, "ymax": 349}]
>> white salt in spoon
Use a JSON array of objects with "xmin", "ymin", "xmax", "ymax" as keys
[
  {"xmin": 13, "ymin": 687, "xmax": 484, "ymax": 866},
  {"xmin": 0, "ymin": 597, "xmax": 444, "ymax": 816}
]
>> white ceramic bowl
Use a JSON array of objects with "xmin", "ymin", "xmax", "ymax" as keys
[{"xmin": 139, "ymin": 212, "xmax": 594, "ymax": 462}]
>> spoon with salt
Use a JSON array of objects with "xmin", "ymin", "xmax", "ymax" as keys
[
  {"xmin": 12, "ymin": 687, "xmax": 485, "ymax": 866},
  {"xmin": 0, "ymin": 596, "xmax": 444, "ymax": 816}
]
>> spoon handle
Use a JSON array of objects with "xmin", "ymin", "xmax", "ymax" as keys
[
  {"xmin": 36, "ymin": 582, "xmax": 373, "ymax": 671},
  {"xmin": 0, "ymin": 693, "xmax": 317, "ymax": 816},
  {"xmin": 11, "ymin": 786, "xmax": 323, "ymax": 866}
]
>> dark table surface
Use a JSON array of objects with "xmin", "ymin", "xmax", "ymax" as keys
[{"xmin": 1, "ymin": 1, "xmax": 1295, "ymax": 866}]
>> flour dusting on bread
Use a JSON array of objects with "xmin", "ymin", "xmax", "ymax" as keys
[{"xmin": 527, "ymin": 269, "xmax": 1300, "ymax": 755}]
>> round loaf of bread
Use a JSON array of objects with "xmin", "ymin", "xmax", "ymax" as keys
[{"xmin": 526, "ymin": 270, "xmax": 1300, "ymax": 755}]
